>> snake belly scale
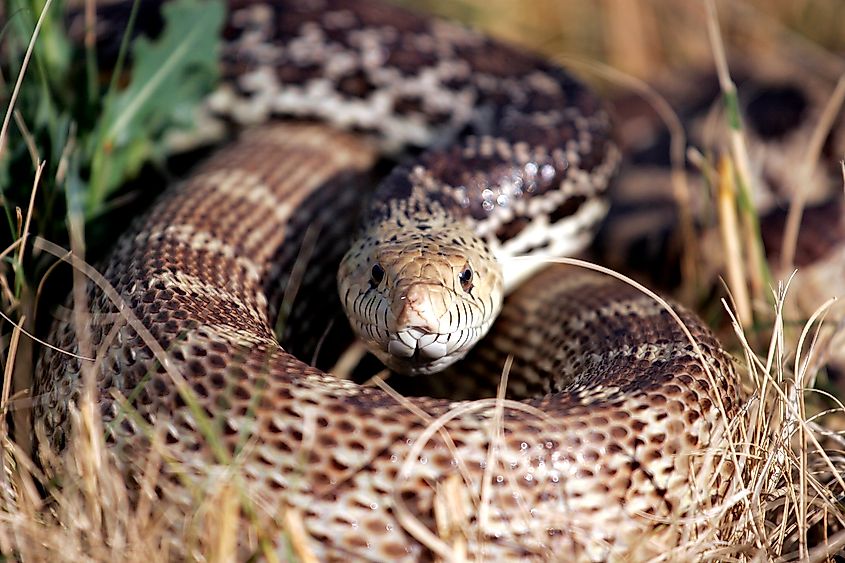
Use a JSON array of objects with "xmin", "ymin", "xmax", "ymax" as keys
[{"xmin": 36, "ymin": 0, "xmax": 740, "ymax": 560}]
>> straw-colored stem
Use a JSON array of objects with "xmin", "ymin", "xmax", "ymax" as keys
[
  {"xmin": 717, "ymin": 156, "xmax": 752, "ymax": 327},
  {"xmin": 780, "ymin": 75, "xmax": 845, "ymax": 273},
  {"xmin": 704, "ymin": 0, "xmax": 770, "ymax": 311}
]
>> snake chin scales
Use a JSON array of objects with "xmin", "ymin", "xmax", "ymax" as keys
[{"xmin": 338, "ymin": 217, "xmax": 504, "ymax": 375}]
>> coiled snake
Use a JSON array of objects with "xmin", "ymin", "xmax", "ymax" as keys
[{"xmin": 36, "ymin": 0, "xmax": 741, "ymax": 560}]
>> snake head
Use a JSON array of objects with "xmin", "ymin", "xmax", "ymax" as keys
[{"xmin": 338, "ymin": 218, "xmax": 503, "ymax": 375}]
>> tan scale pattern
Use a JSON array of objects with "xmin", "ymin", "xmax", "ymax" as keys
[
  {"xmin": 38, "ymin": 1, "xmax": 741, "ymax": 560},
  {"xmin": 37, "ymin": 123, "xmax": 739, "ymax": 561}
]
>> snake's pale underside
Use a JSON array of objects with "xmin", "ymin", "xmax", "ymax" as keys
[{"xmin": 37, "ymin": 0, "xmax": 741, "ymax": 560}]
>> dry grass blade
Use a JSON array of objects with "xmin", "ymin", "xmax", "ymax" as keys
[
  {"xmin": 0, "ymin": 308, "xmax": 96, "ymax": 363},
  {"xmin": 433, "ymin": 474, "xmax": 468, "ymax": 563},
  {"xmin": 12, "ymin": 111, "xmax": 38, "ymax": 168},
  {"xmin": 0, "ymin": 0, "xmax": 55, "ymax": 158},
  {"xmin": 724, "ymin": 284, "xmax": 845, "ymax": 559},
  {"xmin": 283, "ymin": 510, "xmax": 317, "ymax": 563},
  {"xmin": 14, "ymin": 157, "xmax": 45, "ymax": 273},
  {"xmin": 780, "ymin": 75, "xmax": 845, "ymax": 273},
  {"xmin": 704, "ymin": 0, "xmax": 770, "ymax": 309},
  {"xmin": 793, "ymin": 297, "xmax": 836, "ymax": 559},
  {"xmin": 478, "ymin": 355, "xmax": 510, "ymax": 533},
  {"xmin": 0, "ymin": 239, "xmax": 22, "ymax": 264},
  {"xmin": 703, "ymin": 0, "xmax": 754, "ymax": 195},
  {"xmin": 207, "ymin": 483, "xmax": 240, "ymax": 562},
  {"xmin": 717, "ymin": 155, "xmax": 752, "ymax": 326},
  {"xmin": 330, "ymin": 340, "xmax": 368, "ymax": 379},
  {"xmin": 275, "ymin": 223, "xmax": 321, "ymax": 336},
  {"xmin": 1, "ymin": 318, "xmax": 24, "ymax": 430},
  {"xmin": 392, "ymin": 397, "xmax": 549, "ymax": 560}
]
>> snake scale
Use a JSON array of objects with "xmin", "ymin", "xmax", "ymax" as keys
[{"xmin": 36, "ymin": 0, "xmax": 741, "ymax": 560}]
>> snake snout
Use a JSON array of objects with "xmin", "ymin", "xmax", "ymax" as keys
[{"xmin": 393, "ymin": 283, "xmax": 447, "ymax": 334}]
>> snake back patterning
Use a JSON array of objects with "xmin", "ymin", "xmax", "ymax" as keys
[
  {"xmin": 36, "ymin": 0, "xmax": 740, "ymax": 560},
  {"xmin": 215, "ymin": 0, "xmax": 619, "ymax": 376}
]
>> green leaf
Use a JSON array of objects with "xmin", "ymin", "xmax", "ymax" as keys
[{"xmin": 86, "ymin": 0, "xmax": 224, "ymax": 214}]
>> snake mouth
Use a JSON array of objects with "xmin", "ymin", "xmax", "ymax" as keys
[
  {"xmin": 387, "ymin": 327, "xmax": 450, "ymax": 360},
  {"xmin": 348, "ymin": 316, "xmax": 495, "ymax": 375},
  {"xmin": 378, "ymin": 321, "xmax": 493, "ymax": 375}
]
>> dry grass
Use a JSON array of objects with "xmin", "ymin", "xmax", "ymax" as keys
[{"xmin": 2, "ymin": 0, "xmax": 845, "ymax": 561}]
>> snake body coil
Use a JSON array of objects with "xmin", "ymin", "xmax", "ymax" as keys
[{"xmin": 37, "ymin": 1, "xmax": 740, "ymax": 560}]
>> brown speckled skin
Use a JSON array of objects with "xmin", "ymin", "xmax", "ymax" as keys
[
  {"xmin": 36, "ymin": 122, "xmax": 740, "ymax": 560},
  {"xmin": 214, "ymin": 0, "xmax": 619, "ymax": 260},
  {"xmin": 38, "ymin": 1, "xmax": 739, "ymax": 560}
]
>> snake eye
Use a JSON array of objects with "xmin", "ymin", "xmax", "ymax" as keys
[
  {"xmin": 371, "ymin": 263, "xmax": 385, "ymax": 286},
  {"xmin": 459, "ymin": 266, "xmax": 473, "ymax": 292}
]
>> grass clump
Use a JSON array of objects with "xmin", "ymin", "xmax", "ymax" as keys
[
  {"xmin": 1, "ymin": 1, "xmax": 224, "ymax": 556},
  {"xmin": 1, "ymin": 0, "xmax": 223, "ymax": 277}
]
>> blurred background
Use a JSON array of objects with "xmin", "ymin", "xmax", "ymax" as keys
[{"xmin": 402, "ymin": 0, "xmax": 845, "ymax": 84}]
